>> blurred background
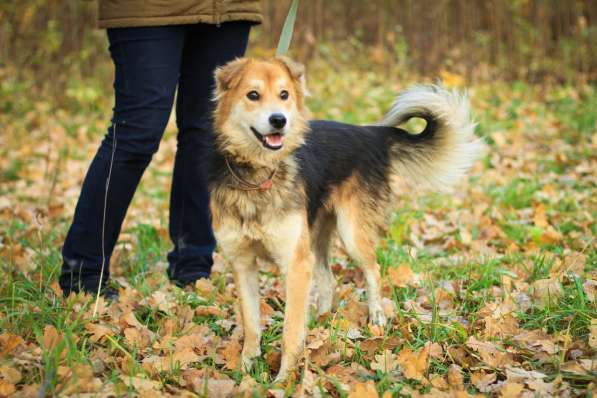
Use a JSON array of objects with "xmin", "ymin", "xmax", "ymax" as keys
[{"xmin": 1, "ymin": 0, "xmax": 596, "ymax": 100}]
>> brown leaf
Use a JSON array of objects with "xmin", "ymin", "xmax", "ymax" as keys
[
  {"xmin": 120, "ymin": 375, "xmax": 160, "ymax": 393},
  {"xmin": 466, "ymin": 336, "xmax": 513, "ymax": 368},
  {"xmin": 589, "ymin": 319, "xmax": 597, "ymax": 349},
  {"xmin": 85, "ymin": 323, "xmax": 116, "ymax": 343},
  {"xmin": 195, "ymin": 278, "xmax": 216, "ymax": 296},
  {"xmin": 347, "ymin": 380, "xmax": 379, "ymax": 398},
  {"xmin": 119, "ymin": 311, "xmax": 144, "ymax": 329},
  {"xmin": 426, "ymin": 342, "xmax": 444, "ymax": 359},
  {"xmin": 265, "ymin": 350, "xmax": 281, "ymax": 373},
  {"xmin": 530, "ymin": 278, "xmax": 562, "ymax": 308},
  {"xmin": 533, "ymin": 203, "xmax": 548, "ymax": 228},
  {"xmin": 579, "ymin": 359, "xmax": 597, "ymax": 372},
  {"xmin": 146, "ymin": 348, "xmax": 201, "ymax": 372},
  {"xmin": 560, "ymin": 360, "xmax": 589, "ymax": 374},
  {"xmin": 0, "ymin": 366, "xmax": 22, "ymax": 384},
  {"xmin": 309, "ymin": 341, "xmax": 339, "ymax": 368},
  {"xmin": 326, "ymin": 362, "xmax": 373, "ymax": 386},
  {"xmin": 429, "ymin": 374, "xmax": 450, "ymax": 390},
  {"xmin": 499, "ymin": 382, "xmax": 524, "ymax": 398},
  {"xmin": 584, "ymin": 280, "xmax": 597, "ymax": 302},
  {"xmin": 174, "ymin": 333, "xmax": 207, "ymax": 353},
  {"xmin": 147, "ymin": 290, "xmax": 175, "ymax": 313},
  {"xmin": 59, "ymin": 364, "xmax": 103, "ymax": 395},
  {"xmin": 386, "ymin": 264, "xmax": 418, "ymax": 288},
  {"xmin": 397, "ymin": 346, "xmax": 429, "ymax": 381},
  {"xmin": 370, "ymin": 349, "xmax": 399, "ymax": 373},
  {"xmin": 0, "ymin": 380, "xmax": 15, "ymax": 397},
  {"xmin": 196, "ymin": 305, "xmax": 226, "ymax": 318},
  {"xmin": 470, "ymin": 371, "xmax": 497, "ymax": 392},
  {"xmin": 505, "ymin": 365, "xmax": 547, "ymax": 383},
  {"xmin": 512, "ymin": 329, "xmax": 559, "ymax": 355},
  {"xmin": 219, "ymin": 339, "xmax": 242, "ymax": 370},
  {"xmin": 447, "ymin": 364, "xmax": 464, "ymax": 390},
  {"xmin": 448, "ymin": 346, "xmax": 476, "ymax": 368},
  {"xmin": 0, "ymin": 333, "xmax": 24, "ymax": 356},
  {"xmin": 340, "ymin": 295, "xmax": 369, "ymax": 328},
  {"xmin": 43, "ymin": 325, "xmax": 62, "ymax": 350},
  {"xmin": 124, "ymin": 327, "xmax": 151, "ymax": 349},
  {"xmin": 199, "ymin": 379, "xmax": 237, "ymax": 398}
]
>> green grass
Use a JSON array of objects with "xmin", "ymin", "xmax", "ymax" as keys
[{"xmin": 1, "ymin": 62, "xmax": 596, "ymax": 396}]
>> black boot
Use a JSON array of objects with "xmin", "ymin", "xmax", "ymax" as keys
[{"xmin": 59, "ymin": 258, "xmax": 119, "ymax": 301}]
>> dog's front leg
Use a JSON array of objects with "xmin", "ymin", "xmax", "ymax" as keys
[
  {"xmin": 275, "ymin": 233, "xmax": 315, "ymax": 382},
  {"xmin": 231, "ymin": 255, "xmax": 261, "ymax": 371}
]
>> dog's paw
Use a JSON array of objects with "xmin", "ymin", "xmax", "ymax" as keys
[
  {"xmin": 316, "ymin": 293, "xmax": 333, "ymax": 316},
  {"xmin": 273, "ymin": 367, "xmax": 290, "ymax": 385},
  {"xmin": 369, "ymin": 307, "xmax": 387, "ymax": 327},
  {"xmin": 241, "ymin": 347, "xmax": 261, "ymax": 372}
]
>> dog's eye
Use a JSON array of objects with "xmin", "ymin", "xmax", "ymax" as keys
[
  {"xmin": 246, "ymin": 91, "xmax": 260, "ymax": 101},
  {"xmin": 280, "ymin": 90, "xmax": 289, "ymax": 100}
]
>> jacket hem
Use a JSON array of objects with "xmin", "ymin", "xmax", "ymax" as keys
[{"xmin": 97, "ymin": 13, "xmax": 262, "ymax": 29}]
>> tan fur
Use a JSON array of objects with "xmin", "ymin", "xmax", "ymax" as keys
[
  {"xmin": 209, "ymin": 58, "xmax": 478, "ymax": 382},
  {"xmin": 210, "ymin": 58, "xmax": 391, "ymax": 381}
]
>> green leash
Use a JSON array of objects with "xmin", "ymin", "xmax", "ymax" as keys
[{"xmin": 276, "ymin": 0, "xmax": 299, "ymax": 56}]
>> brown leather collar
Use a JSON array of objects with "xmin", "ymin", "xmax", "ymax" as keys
[{"xmin": 225, "ymin": 158, "xmax": 277, "ymax": 192}]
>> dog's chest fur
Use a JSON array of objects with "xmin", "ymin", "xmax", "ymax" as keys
[{"xmin": 209, "ymin": 157, "xmax": 305, "ymax": 257}]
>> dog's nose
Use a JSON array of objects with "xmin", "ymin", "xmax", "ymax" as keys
[{"xmin": 269, "ymin": 113, "xmax": 287, "ymax": 129}]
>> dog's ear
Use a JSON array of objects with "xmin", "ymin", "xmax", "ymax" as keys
[
  {"xmin": 214, "ymin": 58, "xmax": 249, "ymax": 98},
  {"xmin": 275, "ymin": 56, "xmax": 310, "ymax": 98}
]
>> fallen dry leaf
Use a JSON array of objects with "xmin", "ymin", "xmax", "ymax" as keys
[
  {"xmin": 218, "ymin": 339, "xmax": 242, "ymax": 370},
  {"xmin": 120, "ymin": 375, "xmax": 161, "ymax": 393},
  {"xmin": 0, "ymin": 380, "xmax": 15, "ymax": 397},
  {"xmin": 124, "ymin": 327, "xmax": 152, "ymax": 349},
  {"xmin": 397, "ymin": 346, "xmax": 429, "ymax": 381},
  {"xmin": 42, "ymin": 325, "xmax": 62, "ymax": 351},
  {"xmin": 447, "ymin": 364, "xmax": 464, "ymax": 390},
  {"xmin": 589, "ymin": 318, "xmax": 597, "ymax": 349},
  {"xmin": 466, "ymin": 336, "xmax": 513, "ymax": 368},
  {"xmin": 0, "ymin": 366, "xmax": 21, "ymax": 384},
  {"xmin": 347, "ymin": 380, "xmax": 379, "ymax": 398},
  {"xmin": 471, "ymin": 370, "xmax": 497, "ymax": 392},
  {"xmin": 0, "ymin": 333, "xmax": 24, "ymax": 356},
  {"xmin": 85, "ymin": 322, "xmax": 116, "ymax": 343},
  {"xmin": 531, "ymin": 278, "xmax": 562, "ymax": 308},
  {"xmin": 370, "ymin": 349, "xmax": 399, "ymax": 373},
  {"xmin": 499, "ymin": 382, "xmax": 524, "ymax": 398},
  {"xmin": 583, "ymin": 280, "xmax": 597, "ymax": 301},
  {"xmin": 386, "ymin": 264, "xmax": 419, "ymax": 288}
]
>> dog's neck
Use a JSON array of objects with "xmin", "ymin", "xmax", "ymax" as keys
[{"xmin": 224, "ymin": 155, "xmax": 278, "ymax": 180}]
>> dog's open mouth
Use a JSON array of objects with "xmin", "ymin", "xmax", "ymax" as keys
[{"xmin": 251, "ymin": 127, "xmax": 284, "ymax": 150}]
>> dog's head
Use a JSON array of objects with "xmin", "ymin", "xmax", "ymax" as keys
[{"xmin": 213, "ymin": 57, "xmax": 309, "ymax": 166}]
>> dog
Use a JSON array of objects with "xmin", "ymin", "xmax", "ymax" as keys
[{"xmin": 207, "ymin": 56, "xmax": 482, "ymax": 381}]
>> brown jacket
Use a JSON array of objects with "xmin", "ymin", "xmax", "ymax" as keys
[{"xmin": 97, "ymin": 0, "xmax": 262, "ymax": 29}]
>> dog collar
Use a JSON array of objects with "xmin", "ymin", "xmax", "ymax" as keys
[{"xmin": 225, "ymin": 158, "xmax": 277, "ymax": 192}]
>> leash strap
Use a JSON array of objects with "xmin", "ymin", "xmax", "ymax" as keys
[{"xmin": 276, "ymin": 0, "xmax": 299, "ymax": 56}]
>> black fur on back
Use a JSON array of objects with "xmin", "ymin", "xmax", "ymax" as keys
[{"xmin": 296, "ymin": 119, "xmax": 436, "ymax": 225}]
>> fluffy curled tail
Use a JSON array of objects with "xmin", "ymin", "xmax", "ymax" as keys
[{"xmin": 381, "ymin": 84, "xmax": 484, "ymax": 191}]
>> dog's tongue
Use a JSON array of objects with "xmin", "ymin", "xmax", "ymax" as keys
[{"xmin": 265, "ymin": 133, "xmax": 284, "ymax": 147}]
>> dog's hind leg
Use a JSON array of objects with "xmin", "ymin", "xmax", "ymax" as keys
[
  {"xmin": 230, "ymin": 254, "xmax": 261, "ymax": 371},
  {"xmin": 311, "ymin": 214, "xmax": 336, "ymax": 316},
  {"xmin": 336, "ymin": 206, "xmax": 386, "ymax": 326}
]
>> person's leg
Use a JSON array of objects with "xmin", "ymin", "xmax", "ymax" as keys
[
  {"xmin": 167, "ymin": 21, "xmax": 251, "ymax": 285},
  {"xmin": 60, "ymin": 26, "xmax": 185, "ymax": 296}
]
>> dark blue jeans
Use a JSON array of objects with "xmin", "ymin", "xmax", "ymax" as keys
[{"xmin": 60, "ymin": 22, "xmax": 251, "ymax": 294}]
